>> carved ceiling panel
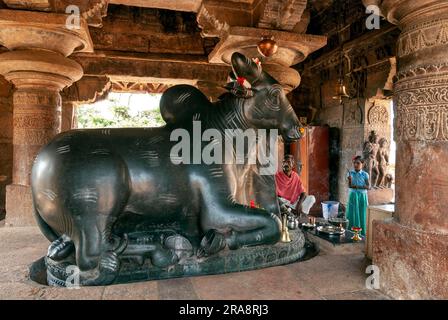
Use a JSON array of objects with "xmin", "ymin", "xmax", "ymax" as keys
[
  {"xmin": 89, "ymin": 5, "xmax": 206, "ymax": 55},
  {"xmin": 258, "ymin": 0, "xmax": 308, "ymax": 31},
  {"xmin": 109, "ymin": 0, "xmax": 202, "ymax": 12}
]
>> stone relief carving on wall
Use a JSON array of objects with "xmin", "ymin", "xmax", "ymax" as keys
[
  {"xmin": 376, "ymin": 137, "xmax": 390, "ymax": 188},
  {"xmin": 347, "ymin": 70, "xmax": 367, "ymax": 98},
  {"xmin": 363, "ymin": 130, "xmax": 380, "ymax": 187},
  {"xmin": 362, "ymin": 130, "xmax": 392, "ymax": 189},
  {"xmin": 368, "ymin": 103, "xmax": 389, "ymax": 125},
  {"xmin": 344, "ymin": 100, "xmax": 362, "ymax": 126}
]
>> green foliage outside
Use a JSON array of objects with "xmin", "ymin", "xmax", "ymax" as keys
[{"xmin": 77, "ymin": 97, "xmax": 165, "ymax": 128}]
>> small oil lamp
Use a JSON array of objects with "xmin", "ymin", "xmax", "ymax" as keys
[{"xmin": 351, "ymin": 227, "xmax": 363, "ymax": 241}]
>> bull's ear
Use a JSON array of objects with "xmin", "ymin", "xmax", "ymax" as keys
[{"xmin": 231, "ymin": 52, "xmax": 262, "ymax": 84}]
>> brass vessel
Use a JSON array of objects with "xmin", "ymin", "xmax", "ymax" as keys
[
  {"xmin": 257, "ymin": 36, "xmax": 278, "ymax": 58},
  {"xmin": 280, "ymin": 214, "xmax": 292, "ymax": 243}
]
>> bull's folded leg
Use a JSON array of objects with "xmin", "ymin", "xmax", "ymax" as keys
[
  {"xmin": 197, "ymin": 229, "xmax": 226, "ymax": 257},
  {"xmin": 194, "ymin": 174, "xmax": 282, "ymax": 253},
  {"xmin": 202, "ymin": 203, "xmax": 282, "ymax": 251},
  {"xmin": 47, "ymin": 234, "xmax": 74, "ymax": 261},
  {"xmin": 72, "ymin": 229, "xmax": 127, "ymax": 286},
  {"xmin": 71, "ymin": 214, "xmax": 128, "ymax": 286},
  {"xmin": 78, "ymin": 251, "xmax": 121, "ymax": 286},
  {"xmin": 226, "ymin": 224, "xmax": 280, "ymax": 250}
]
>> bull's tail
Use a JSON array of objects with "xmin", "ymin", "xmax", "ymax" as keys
[{"xmin": 33, "ymin": 206, "xmax": 58, "ymax": 242}]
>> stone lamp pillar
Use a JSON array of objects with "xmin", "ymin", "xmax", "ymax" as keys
[
  {"xmin": 364, "ymin": 0, "xmax": 448, "ymax": 299},
  {"xmin": 0, "ymin": 9, "xmax": 93, "ymax": 226}
]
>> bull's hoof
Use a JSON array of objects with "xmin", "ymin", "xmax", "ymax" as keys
[
  {"xmin": 44, "ymin": 251, "xmax": 121, "ymax": 287},
  {"xmin": 47, "ymin": 235, "xmax": 74, "ymax": 261},
  {"xmin": 226, "ymin": 232, "xmax": 240, "ymax": 250},
  {"xmin": 197, "ymin": 229, "xmax": 226, "ymax": 258},
  {"xmin": 99, "ymin": 251, "xmax": 120, "ymax": 274},
  {"xmin": 80, "ymin": 251, "xmax": 121, "ymax": 286}
]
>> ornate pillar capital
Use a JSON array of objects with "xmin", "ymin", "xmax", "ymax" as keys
[
  {"xmin": 366, "ymin": 0, "xmax": 448, "ymax": 27},
  {"xmin": 0, "ymin": 50, "xmax": 83, "ymax": 91},
  {"xmin": 0, "ymin": 9, "xmax": 92, "ymax": 91},
  {"xmin": 0, "ymin": 9, "xmax": 93, "ymax": 56}
]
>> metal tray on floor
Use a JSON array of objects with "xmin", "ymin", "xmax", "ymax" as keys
[{"xmin": 316, "ymin": 225, "xmax": 345, "ymax": 235}]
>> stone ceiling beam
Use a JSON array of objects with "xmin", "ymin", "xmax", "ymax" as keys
[
  {"xmin": 72, "ymin": 51, "xmax": 230, "ymax": 84},
  {"xmin": 89, "ymin": 7, "xmax": 206, "ymax": 55},
  {"xmin": 109, "ymin": 0, "xmax": 203, "ymax": 12},
  {"xmin": 2, "ymin": 0, "xmax": 109, "ymax": 27},
  {"xmin": 2, "ymin": 0, "xmax": 52, "ymax": 11}
]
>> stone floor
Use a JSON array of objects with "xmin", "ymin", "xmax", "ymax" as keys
[{"xmin": 0, "ymin": 225, "xmax": 391, "ymax": 300}]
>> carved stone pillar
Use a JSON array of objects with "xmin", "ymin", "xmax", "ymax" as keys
[
  {"xmin": 0, "ymin": 75, "xmax": 13, "ymax": 221},
  {"xmin": 61, "ymin": 101, "xmax": 78, "ymax": 132},
  {"xmin": 365, "ymin": 0, "xmax": 448, "ymax": 299},
  {"xmin": 12, "ymin": 88, "xmax": 61, "ymax": 186},
  {"xmin": 0, "ymin": 9, "xmax": 92, "ymax": 225}
]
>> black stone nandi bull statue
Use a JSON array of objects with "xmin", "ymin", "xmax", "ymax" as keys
[{"xmin": 31, "ymin": 52, "xmax": 305, "ymax": 286}]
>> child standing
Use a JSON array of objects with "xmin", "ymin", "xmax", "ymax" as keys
[{"xmin": 346, "ymin": 156, "xmax": 370, "ymax": 236}]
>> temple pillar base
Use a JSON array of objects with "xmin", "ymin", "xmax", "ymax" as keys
[
  {"xmin": 373, "ymin": 220, "xmax": 448, "ymax": 299},
  {"xmin": 5, "ymin": 184, "xmax": 34, "ymax": 226}
]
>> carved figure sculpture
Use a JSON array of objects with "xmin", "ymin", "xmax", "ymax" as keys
[
  {"xmin": 363, "ymin": 131, "xmax": 380, "ymax": 188},
  {"xmin": 376, "ymin": 137, "xmax": 390, "ymax": 188},
  {"xmin": 31, "ymin": 53, "xmax": 304, "ymax": 286}
]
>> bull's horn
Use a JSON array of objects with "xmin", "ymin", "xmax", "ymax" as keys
[{"xmin": 231, "ymin": 52, "xmax": 262, "ymax": 84}]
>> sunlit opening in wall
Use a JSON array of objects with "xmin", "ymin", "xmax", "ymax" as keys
[{"xmin": 77, "ymin": 92, "xmax": 165, "ymax": 128}]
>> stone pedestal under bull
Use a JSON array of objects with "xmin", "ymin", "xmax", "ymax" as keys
[{"xmin": 31, "ymin": 53, "xmax": 307, "ymax": 286}]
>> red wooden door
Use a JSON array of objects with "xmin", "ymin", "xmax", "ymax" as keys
[{"xmin": 289, "ymin": 126, "xmax": 330, "ymax": 215}]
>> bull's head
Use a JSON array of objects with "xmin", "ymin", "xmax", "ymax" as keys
[{"xmin": 226, "ymin": 52, "xmax": 304, "ymax": 143}]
